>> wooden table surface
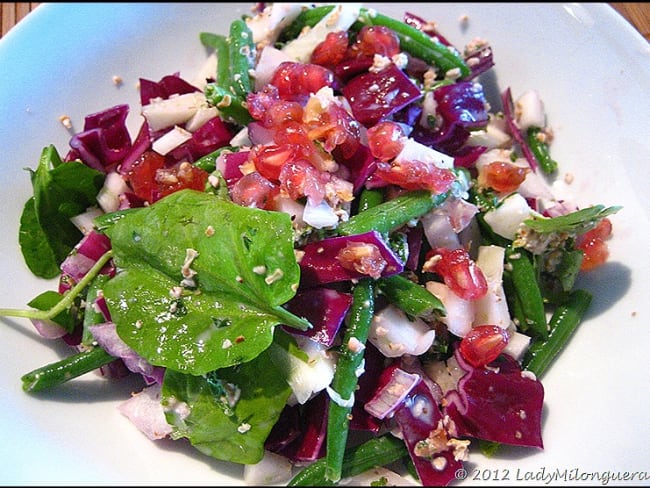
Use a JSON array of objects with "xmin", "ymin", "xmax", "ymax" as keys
[{"xmin": 2, "ymin": 2, "xmax": 649, "ymax": 41}]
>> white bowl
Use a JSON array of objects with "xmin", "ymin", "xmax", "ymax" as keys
[{"xmin": 1, "ymin": 3, "xmax": 649, "ymax": 485}]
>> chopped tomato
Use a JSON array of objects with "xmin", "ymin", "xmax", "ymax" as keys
[
  {"xmin": 311, "ymin": 31, "xmax": 349, "ymax": 68},
  {"xmin": 124, "ymin": 151, "xmax": 209, "ymax": 203},
  {"xmin": 278, "ymin": 159, "xmax": 327, "ymax": 203},
  {"xmin": 366, "ymin": 121, "xmax": 405, "ymax": 162},
  {"xmin": 576, "ymin": 218, "xmax": 613, "ymax": 271},
  {"xmin": 270, "ymin": 61, "xmax": 335, "ymax": 102},
  {"xmin": 351, "ymin": 25, "xmax": 400, "ymax": 58},
  {"xmin": 424, "ymin": 247, "xmax": 488, "ymax": 300},
  {"xmin": 124, "ymin": 150, "xmax": 165, "ymax": 202},
  {"xmin": 459, "ymin": 325, "xmax": 510, "ymax": 368},
  {"xmin": 229, "ymin": 171, "xmax": 279, "ymax": 209},
  {"xmin": 479, "ymin": 161, "xmax": 528, "ymax": 193},
  {"xmin": 375, "ymin": 160, "xmax": 456, "ymax": 194},
  {"xmin": 336, "ymin": 242, "xmax": 387, "ymax": 279}
]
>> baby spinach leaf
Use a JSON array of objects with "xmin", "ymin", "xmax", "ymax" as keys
[
  {"xmin": 19, "ymin": 145, "xmax": 105, "ymax": 278},
  {"xmin": 19, "ymin": 197, "xmax": 60, "ymax": 278},
  {"xmin": 102, "ymin": 189, "xmax": 310, "ymax": 374},
  {"xmin": 161, "ymin": 341, "xmax": 292, "ymax": 465}
]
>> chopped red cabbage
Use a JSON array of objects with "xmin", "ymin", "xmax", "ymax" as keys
[
  {"xmin": 298, "ymin": 231, "xmax": 404, "ymax": 287},
  {"xmin": 501, "ymin": 87, "xmax": 539, "ymax": 172},
  {"xmin": 393, "ymin": 379, "xmax": 464, "ymax": 486},
  {"xmin": 283, "ymin": 287, "xmax": 353, "ymax": 348},
  {"xmin": 342, "ymin": 64, "xmax": 422, "ymax": 128},
  {"xmin": 139, "ymin": 73, "xmax": 201, "ymax": 106},
  {"xmin": 68, "ymin": 104, "xmax": 133, "ymax": 172},
  {"xmin": 443, "ymin": 349, "xmax": 544, "ymax": 448},
  {"xmin": 167, "ymin": 116, "xmax": 234, "ymax": 163},
  {"xmin": 117, "ymin": 121, "xmax": 153, "ymax": 175}
]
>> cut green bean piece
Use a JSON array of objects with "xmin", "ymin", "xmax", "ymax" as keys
[
  {"xmin": 288, "ymin": 433, "xmax": 408, "ymax": 486},
  {"xmin": 355, "ymin": 8, "xmax": 471, "ymax": 78},
  {"xmin": 357, "ymin": 187, "xmax": 384, "ymax": 214},
  {"xmin": 278, "ymin": 5, "xmax": 335, "ymax": 42},
  {"xmin": 338, "ymin": 190, "xmax": 447, "ymax": 236},
  {"xmin": 21, "ymin": 346, "xmax": 116, "ymax": 393},
  {"xmin": 203, "ymin": 21, "xmax": 254, "ymax": 126},
  {"xmin": 378, "ymin": 274, "xmax": 445, "ymax": 320},
  {"xmin": 227, "ymin": 19, "xmax": 255, "ymax": 98},
  {"xmin": 527, "ymin": 127, "xmax": 558, "ymax": 174},
  {"xmin": 523, "ymin": 289, "xmax": 592, "ymax": 377},
  {"xmin": 193, "ymin": 145, "xmax": 239, "ymax": 173},
  {"xmin": 325, "ymin": 278, "xmax": 375, "ymax": 483},
  {"xmin": 504, "ymin": 246, "xmax": 548, "ymax": 340}
]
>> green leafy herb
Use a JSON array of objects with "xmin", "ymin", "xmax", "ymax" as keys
[
  {"xmin": 101, "ymin": 189, "xmax": 310, "ymax": 375},
  {"xmin": 161, "ymin": 341, "xmax": 292, "ymax": 465},
  {"xmin": 523, "ymin": 205, "xmax": 621, "ymax": 235},
  {"xmin": 19, "ymin": 145, "xmax": 105, "ymax": 278}
]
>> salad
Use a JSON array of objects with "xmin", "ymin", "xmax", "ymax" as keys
[{"xmin": 0, "ymin": 3, "xmax": 622, "ymax": 486}]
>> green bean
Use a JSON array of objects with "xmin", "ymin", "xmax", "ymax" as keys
[
  {"xmin": 192, "ymin": 145, "xmax": 239, "ymax": 173},
  {"xmin": 81, "ymin": 274, "xmax": 110, "ymax": 346},
  {"xmin": 504, "ymin": 246, "xmax": 548, "ymax": 340},
  {"xmin": 289, "ymin": 433, "xmax": 408, "ymax": 486},
  {"xmin": 355, "ymin": 8, "xmax": 471, "ymax": 78},
  {"xmin": 203, "ymin": 21, "xmax": 254, "ymax": 126},
  {"xmin": 21, "ymin": 346, "xmax": 116, "ymax": 393},
  {"xmin": 357, "ymin": 187, "xmax": 384, "ymax": 214},
  {"xmin": 378, "ymin": 274, "xmax": 444, "ymax": 320},
  {"xmin": 227, "ymin": 19, "xmax": 255, "ymax": 97},
  {"xmin": 338, "ymin": 190, "xmax": 447, "ymax": 236},
  {"xmin": 527, "ymin": 127, "xmax": 558, "ymax": 174},
  {"xmin": 523, "ymin": 289, "xmax": 592, "ymax": 377},
  {"xmin": 324, "ymin": 278, "xmax": 375, "ymax": 483},
  {"xmin": 278, "ymin": 5, "xmax": 335, "ymax": 43}
]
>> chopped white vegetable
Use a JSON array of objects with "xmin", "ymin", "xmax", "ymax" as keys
[
  {"xmin": 503, "ymin": 330, "xmax": 532, "ymax": 361},
  {"xmin": 483, "ymin": 192, "xmax": 536, "ymax": 241},
  {"xmin": 515, "ymin": 89, "xmax": 546, "ymax": 131},
  {"xmin": 425, "ymin": 281, "xmax": 474, "ymax": 338},
  {"xmin": 151, "ymin": 125, "xmax": 193, "ymax": 156},
  {"xmin": 70, "ymin": 206, "xmax": 104, "ymax": 235},
  {"xmin": 473, "ymin": 245, "xmax": 511, "ymax": 329},
  {"xmin": 141, "ymin": 92, "xmax": 207, "ymax": 132},
  {"xmin": 302, "ymin": 197, "xmax": 339, "ymax": 229},
  {"xmin": 96, "ymin": 171, "xmax": 129, "ymax": 213},
  {"xmin": 368, "ymin": 304, "xmax": 435, "ymax": 357},
  {"xmin": 395, "ymin": 137, "xmax": 454, "ymax": 170}
]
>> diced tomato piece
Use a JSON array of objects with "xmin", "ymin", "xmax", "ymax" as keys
[
  {"xmin": 366, "ymin": 121, "xmax": 405, "ymax": 162},
  {"xmin": 374, "ymin": 160, "xmax": 456, "ymax": 194},
  {"xmin": 311, "ymin": 31, "xmax": 349, "ymax": 68},
  {"xmin": 278, "ymin": 159, "xmax": 327, "ymax": 203},
  {"xmin": 576, "ymin": 218, "xmax": 613, "ymax": 271},
  {"xmin": 480, "ymin": 161, "xmax": 528, "ymax": 193},
  {"xmin": 124, "ymin": 150, "xmax": 166, "ymax": 202},
  {"xmin": 354, "ymin": 25, "xmax": 400, "ymax": 58},
  {"xmin": 156, "ymin": 162, "xmax": 209, "ymax": 198},
  {"xmin": 336, "ymin": 241, "xmax": 387, "ymax": 279},
  {"xmin": 230, "ymin": 171, "xmax": 279, "ymax": 209},
  {"xmin": 249, "ymin": 143, "xmax": 297, "ymax": 182},
  {"xmin": 270, "ymin": 62, "xmax": 335, "ymax": 103},
  {"xmin": 459, "ymin": 325, "xmax": 510, "ymax": 368},
  {"xmin": 424, "ymin": 247, "xmax": 488, "ymax": 300}
]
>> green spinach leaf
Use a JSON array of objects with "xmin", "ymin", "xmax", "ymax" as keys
[
  {"xmin": 19, "ymin": 145, "xmax": 105, "ymax": 278},
  {"xmin": 161, "ymin": 341, "xmax": 292, "ymax": 464},
  {"xmin": 102, "ymin": 189, "xmax": 310, "ymax": 374}
]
